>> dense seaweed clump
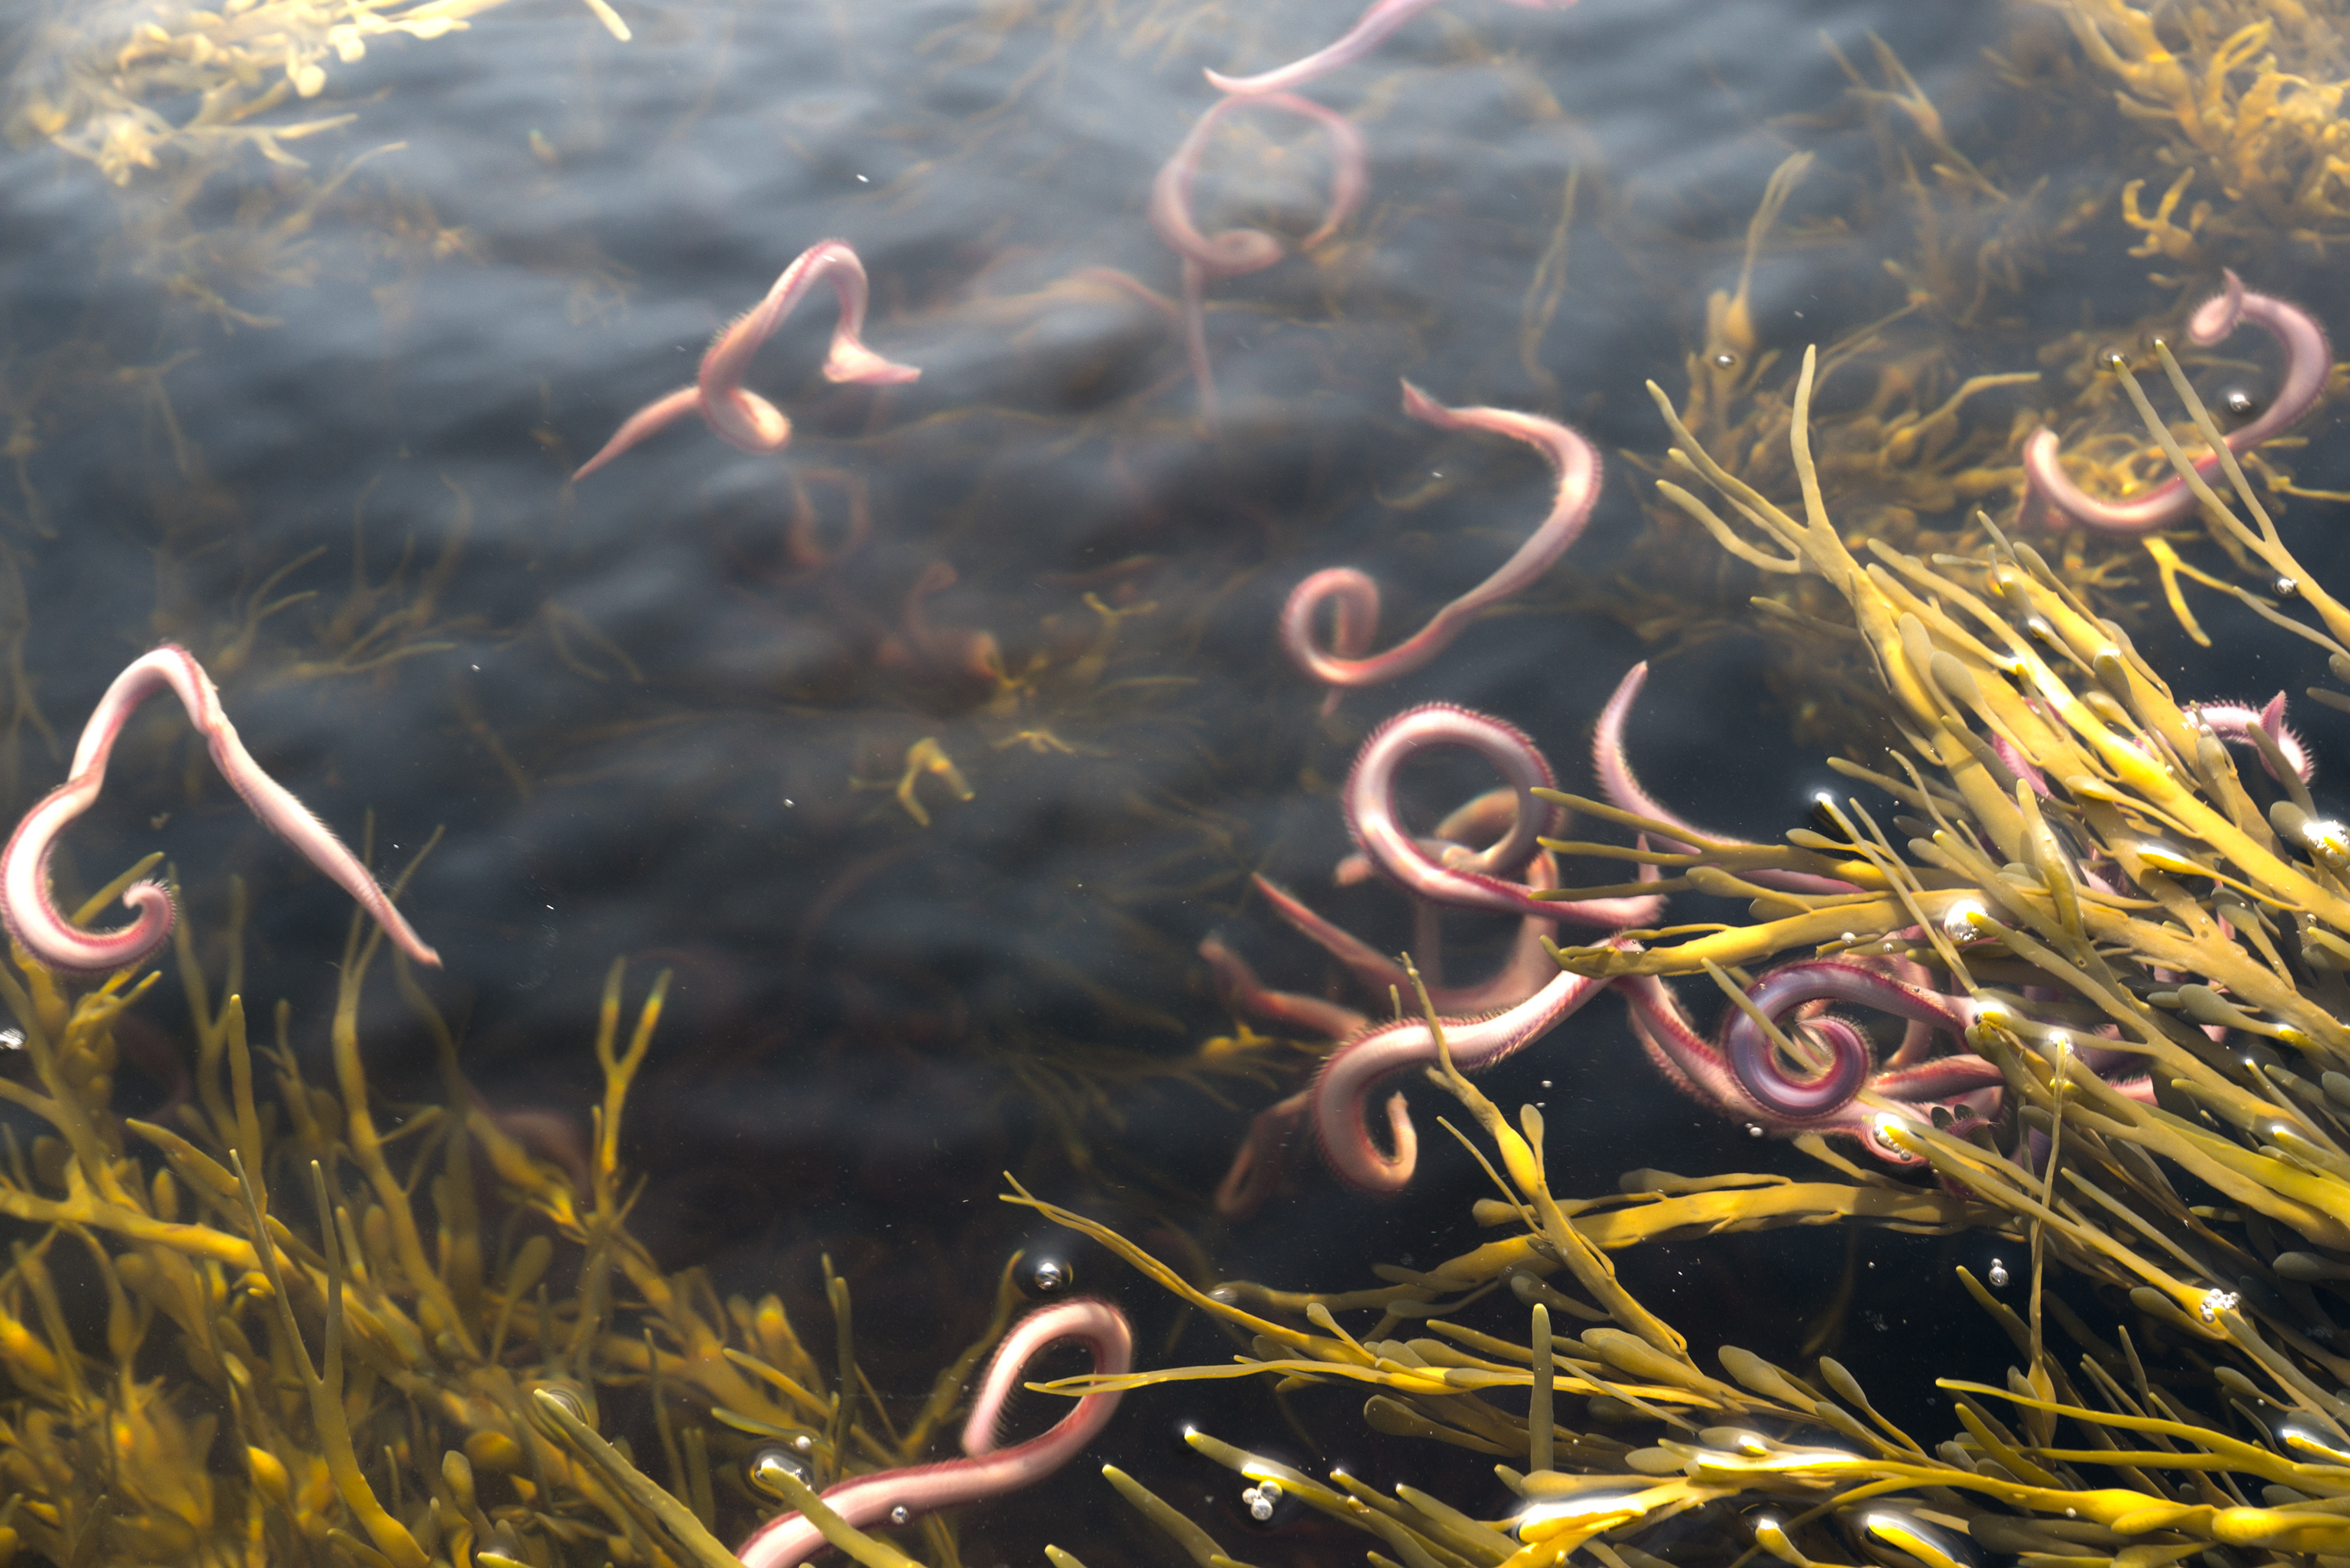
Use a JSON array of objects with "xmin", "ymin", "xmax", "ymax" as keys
[
  {"xmin": 14, "ymin": 3, "xmax": 2350, "ymax": 1568},
  {"xmin": 1593, "ymin": 2, "xmax": 2350, "ymax": 744},
  {"xmin": 1020, "ymin": 346, "xmax": 2350, "ymax": 1568},
  {"xmin": 0, "ymin": 873, "xmax": 1070, "ymax": 1567}
]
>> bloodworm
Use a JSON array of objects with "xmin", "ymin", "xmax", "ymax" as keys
[
  {"xmin": 1251, "ymin": 855, "xmax": 1567, "ymax": 1017},
  {"xmin": 2022, "ymin": 269, "xmax": 2330, "ymax": 534},
  {"xmin": 1216, "ymin": 1088, "xmax": 1310, "ymax": 1219},
  {"xmin": 1148, "ymin": 92, "xmax": 1365, "ymax": 420},
  {"xmin": 1282, "ymin": 385, "xmax": 1599, "ymax": 695},
  {"xmin": 1314, "ymin": 952, "xmax": 1622, "ymax": 1193},
  {"xmin": 1621, "ymin": 974, "xmax": 1999, "ymax": 1163},
  {"xmin": 574, "ymin": 239, "xmax": 920, "ymax": 480},
  {"xmin": 2191, "ymin": 692, "xmax": 2314, "ymax": 782},
  {"xmin": 1721, "ymin": 959, "xmax": 1974, "ymax": 1122},
  {"xmin": 1199, "ymin": 932, "xmax": 1368, "ymax": 1041},
  {"xmin": 1593, "ymin": 663, "xmax": 1857, "ymax": 896},
  {"xmin": 1205, "ymin": 0, "xmax": 1580, "ymax": 95},
  {"xmin": 0, "ymin": 645, "xmax": 439, "ymax": 976},
  {"xmin": 1625, "ymin": 965, "xmax": 2153, "ymax": 1162},
  {"xmin": 737, "ymin": 1298, "xmax": 1133, "ymax": 1568},
  {"xmin": 1344, "ymin": 704, "xmax": 1664, "ymax": 927}
]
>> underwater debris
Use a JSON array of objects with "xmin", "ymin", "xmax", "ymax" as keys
[{"xmin": 853, "ymin": 737, "xmax": 975, "ymax": 829}]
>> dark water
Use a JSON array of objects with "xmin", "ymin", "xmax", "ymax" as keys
[{"xmin": 3, "ymin": 0, "xmax": 2346, "ymax": 1559}]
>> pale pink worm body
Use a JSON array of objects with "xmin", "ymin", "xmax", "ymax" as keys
[
  {"xmin": 1200, "ymin": 932, "xmax": 1367, "ymax": 1041},
  {"xmin": 2023, "ymin": 269, "xmax": 2331, "ymax": 534},
  {"xmin": 1205, "ymin": 0, "xmax": 1580, "ymax": 95},
  {"xmin": 2191, "ymin": 692, "xmax": 2313, "ymax": 783},
  {"xmin": 1718, "ymin": 960, "xmax": 1974, "ymax": 1122},
  {"xmin": 1988, "ymin": 734, "xmax": 2051, "ymax": 798},
  {"xmin": 1217, "ymin": 1087, "xmax": 1311, "ymax": 1218},
  {"xmin": 0, "ymin": 645, "xmax": 438, "ymax": 975},
  {"xmin": 1147, "ymin": 93, "xmax": 1365, "ymax": 420},
  {"xmin": 737, "ymin": 1299, "xmax": 1133, "ymax": 1568},
  {"xmin": 1623, "ymin": 962, "xmax": 2151, "ymax": 1163},
  {"xmin": 1282, "ymin": 386, "xmax": 1600, "ymax": 694},
  {"xmin": 574, "ymin": 239, "xmax": 920, "ymax": 480},
  {"xmin": 1314, "ymin": 948, "xmax": 1624, "ymax": 1192},
  {"xmin": 1620, "ymin": 975, "xmax": 1998, "ymax": 1165},
  {"xmin": 1344, "ymin": 704, "xmax": 1663, "ymax": 927},
  {"xmin": 1254, "ymin": 858, "xmax": 1567, "ymax": 1018},
  {"xmin": 1592, "ymin": 663, "xmax": 1856, "ymax": 896}
]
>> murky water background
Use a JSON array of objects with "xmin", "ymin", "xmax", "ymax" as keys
[{"xmin": 5, "ymin": 0, "xmax": 2348, "ymax": 1557}]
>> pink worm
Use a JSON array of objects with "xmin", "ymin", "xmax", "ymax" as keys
[
  {"xmin": 1621, "ymin": 975, "xmax": 1998, "ymax": 1165},
  {"xmin": 1720, "ymin": 960, "xmax": 1976, "ymax": 1122},
  {"xmin": 0, "ymin": 645, "xmax": 439, "ymax": 976},
  {"xmin": 1217, "ymin": 1087, "xmax": 1311, "ymax": 1219},
  {"xmin": 1199, "ymin": 931, "xmax": 1368, "ymax": 1041},
  {"xmin": 1252, "ymin": 856, "xmax": 1568, "ymax": 1018},
  {"xmin": 574, "ymin": 239, "xmax": 920, "ymax": 480},
  {"xmin": 2022, "ymin": 269, "xmax": 2330, "ymax": 534},
  {"xmin": 737, "ymin": 1299, "xmax": 1133, "ymax": 1568},
  {"xmin": 1206, "ymin": 0, "xmax": 1580, "ymax": 95},
  {"xmin": 1314, "ymin": 948, "xmax": 1623, "ymax": 1192},
  {"xmin": 1344, "ymin": 704, "xmax": 1663, "ymax": 927},
  {"xmin": 2190, "ymin": 692, "xmax": 2314, "ymax": 783},
  {"xmin": 1148, "ymin": 92, "xmax": 1365, "ymax": 420},
  {"xmin": 1282, "ymin": 385, "xmax": 1599, "ymax": 697},
  {"xmin": 1266, "ymin": 791, "xmax": 1576, "ymax": 1013},
  {"xmin": 1593, "ymin": 663, "xmax": 1857, "ymax": 897}
]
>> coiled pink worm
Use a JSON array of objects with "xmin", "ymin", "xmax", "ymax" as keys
[
  {"xmin": 0, "ymin": 645, "xmax": 439, "ymax": 976},
  {"xmin": 1593, "ymin": 663, "xmax": 1858, "ymax": 896},
  {"xmin": 737, "ymin": 1298, "xmax": 1133, "ymax": 1568},
  {"xmin": 1620, "ymin": 973, "xmax": 2002, "ymax": 1165},
  {"xmin": 574, "ymin": 239, "xmax": 920, "ymax": 480},
  {"xmin": 2190, "ymin": 692, "xmax": 2314, "ymax": 783},
  {"xmin": 1148, "ymin": 92, "xmax": 1365, "ymax": 420},
  {"xmin": 1282, "ymin": 386, "xmax": 1599, "ymax": 699},
  {"xmin": 1345, "ymin": 704, "xmax": 1664, "ymax": 927},
  {"xmin": 1719, "ymin": 960, "xmax": 1977, "ymax": 1122},
  {"xmin": 1205, "ymin": 0, "xmax": 1580, "ymax": 95},
  {"xmin": 1314, "ymin": 943, "xmax": 1627, "ymax": 1192},
  {"xmin": 2022, "ymin": 269, "xmax": 2330, "ymax": 534}
]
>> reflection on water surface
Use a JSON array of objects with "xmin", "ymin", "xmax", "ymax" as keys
[{"xmin": 4, "ymin": 0, "xmax": 2350, "ymax": 1562}]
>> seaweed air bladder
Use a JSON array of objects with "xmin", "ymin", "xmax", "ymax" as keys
[
  {"xmin": 572, "ymin": 239, "xmax": 920, "ymax": 481},
  {"xmin": 0, "ymin": 644, "xmax": 437, "ymax": 975}
]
